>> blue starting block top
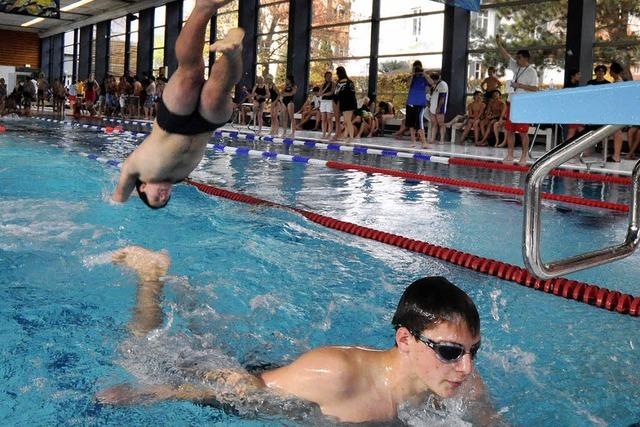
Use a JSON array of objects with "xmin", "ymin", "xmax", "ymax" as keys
[{"xmin": 509, "ymin": 81, "xmax": 640, "ymax": 125}]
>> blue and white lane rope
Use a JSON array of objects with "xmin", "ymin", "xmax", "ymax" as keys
[
  {"xmin": 34, "ymin": 117, "xmax": 328, "ymax": 167},
  {"xmin": 34, "ymin": 116, "xmax": 450, "ymax": 165},
  {"xmin": 213, "ymin": 129, "xmax": 451, "ymax": 165}
]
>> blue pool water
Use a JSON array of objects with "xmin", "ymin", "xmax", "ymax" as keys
[{"xmin": 0, "ymin": 119, "xmax": 639, "ymax": 426}]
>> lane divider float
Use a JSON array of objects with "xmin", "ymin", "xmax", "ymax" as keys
[
  {"xmin": 32, "ymin": 115, "xmax": 632, "ymax": 184},
  {"xmin": 34, "ymin": 116, "xmax": 630, "ymax": 213},
  {"xmin": 41, "ymin": 141, "xmax": 640, "ymax": 318}
]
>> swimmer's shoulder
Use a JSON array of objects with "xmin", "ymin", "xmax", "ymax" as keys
[{"xmin": 261, "ymin": 346, "xmax": 366, "ymax": 402}]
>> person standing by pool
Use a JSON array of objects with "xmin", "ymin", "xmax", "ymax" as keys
[
  {"xmin": 98, "ymin": 248, "xmax": 498, "ymax": 424},
  {"xmin": 496, "ymin": 34, "xmax": 538, "ymax": 166},
  {"xmin": 111, "ymin": 0, "xmax": 243, "ymax": 209},
  {"xmin": 405, "ymin": 60, "xmax": 431, "ymax": 148}
]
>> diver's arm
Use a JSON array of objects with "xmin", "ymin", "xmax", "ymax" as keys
[{"xmin": 111, "ymin": 158, "xmax": 137, "ymax": 203}]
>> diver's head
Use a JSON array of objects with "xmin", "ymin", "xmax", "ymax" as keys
[
  {"xmin": 392, "ymin": 277, "xmax": 481, "ymax": 397},
  {"xmin": 135, "ymin": 179, "xmax": 172, "ymax": 209}
]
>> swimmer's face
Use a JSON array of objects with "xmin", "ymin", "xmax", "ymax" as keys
[
  {"xmin": 138, "ymin": 181, "xmax": 172, "ymax": 208},
  {"xmin": 492, "ymin": 91, "xmax": 501, "ymax": 100},
  {"xmin": 401, "ymin": 321, "xmax": 479, "ymax": 398}
]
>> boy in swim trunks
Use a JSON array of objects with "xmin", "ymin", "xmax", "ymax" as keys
[
  {"xmin": 97, "ymin": 246, "xmax": 499, "ymax": 424},
  {"xmin": 111, "ymin": 0, "xmax": 244, "ymax": 209}
]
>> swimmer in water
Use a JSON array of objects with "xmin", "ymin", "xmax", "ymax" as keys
[
  {"xmin": 98, "ymin": 246, "xmax": 500, "ymax": 424},
  {"xmin": 111, "ymin": 0, "xmax": 243, "ymax": 209}
]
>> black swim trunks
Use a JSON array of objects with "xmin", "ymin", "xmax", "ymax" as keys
[{"xmin": 157, "ymin": 98, "xmax": 227, "ymax": 136}]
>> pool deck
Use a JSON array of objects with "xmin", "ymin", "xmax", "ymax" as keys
[{"xmin": 19, "ymin": 109, "xmax": 639, "ymax": 177}]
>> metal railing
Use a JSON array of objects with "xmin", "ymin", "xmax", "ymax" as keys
[{"xmin": 523, "ymin": 125, "xmax": 640, "ymax": 279}]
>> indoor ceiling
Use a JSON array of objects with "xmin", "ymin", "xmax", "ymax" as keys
[{"xmin": 0, "ymin": 0, "xmax": 152, "ymax": 36}]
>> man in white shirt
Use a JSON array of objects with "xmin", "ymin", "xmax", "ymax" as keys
[
  {"xmin": 428, "ymin": 72, "xmax": 449, "ymax": 145},
  {"xmin": 496, "ymin": 35, "xmax": 538, "ymax": 166}
]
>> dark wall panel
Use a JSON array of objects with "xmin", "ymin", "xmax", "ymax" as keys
[
  {"xmin": 238, "ymin": 0, "xmax": 258, "ymax": 90},
  {"xmin": 165, "ymin": 0, "xmax": 182, "ymax": 76},
  {"xmin": 286, "ymin": 0, "xmax": 311, "ymax": 107},
  {"xmin": 41, "ymin": 37, "xmax": 51, "ymax": 80},
  {"xmin": 137, "ymin": 8, "xmax": 155, "ymax": 77},
  {"xmin": 441, "ymin": 5, "xmax": 469, "ymax": 120},
  {"xmin": 95, "ymin": 21, "xmax": 110, "ymax": 82},
  {"xmin": 78, "ymin": 25, "xmax": 93, "ymax": 81},
  {"xmin": 51, "ymin": 33, "xmax": 64, "ymax": 82}
]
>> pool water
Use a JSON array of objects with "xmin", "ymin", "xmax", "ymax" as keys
[{"xmin": 0, "ymin": 119, "xmax": 638, "ymax": 426}]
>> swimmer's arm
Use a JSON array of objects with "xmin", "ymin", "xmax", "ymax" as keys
[
  {"xmin": 96, "ymin": 383, "xmax": 223, "ymax": 406},
  {"xmin": 111, "ymin": 158, "xmax": 137, "ymax": 203},
  {"xmin": 260, "ymin": 347, "xmax": 355, "ymax": 409}
]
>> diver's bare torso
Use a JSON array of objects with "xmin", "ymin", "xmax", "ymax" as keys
[{"xmin": 129, "ymin": 124, "xmax": 210, "ymax": 183}]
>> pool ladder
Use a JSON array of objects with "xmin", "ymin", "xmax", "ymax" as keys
[{"xmin": 523, "ymin": 124, "xmax": 640, "ymax": 279}]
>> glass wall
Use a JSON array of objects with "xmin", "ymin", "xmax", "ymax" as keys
[
  {"xmin": 128, "ymin": 13, "xmax": 139, "ymax": 76},
  {"xmin": 153, "ymin": 6, "xmax": 166, "ymax": 73},
  {"xmin": 109, "ymin": 16, "xmax": 126, "ymax": 77},
  {"xmin": 377, "ymin": 0, "xmax": 445, "ymax": 107},
  {"xmin": 256, "ymin": 0, "xmax": 289, "ymax": 87},
  {"xmin": 593, "ymin": 0, "xmax": 640, "ymax": 81},
  {"xmin": 63, "ymin": 30, "xmax": 75, "ymax": 85},
  {"xmin": 309, "ymin": 0, "xmax": 373, "ymax": 99},
  {"xmin": 467, "ymin": 0, "xmax": 568, "ymax": 95}
]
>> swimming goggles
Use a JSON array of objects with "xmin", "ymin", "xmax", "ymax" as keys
[{"xmin": 417, "ymin": 335, "xmax": 481, "ymax": 363}]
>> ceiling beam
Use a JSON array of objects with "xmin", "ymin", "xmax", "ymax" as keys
[{"xmin": 40, "ymin": 0, "xmax": 173, "ymax": 38}]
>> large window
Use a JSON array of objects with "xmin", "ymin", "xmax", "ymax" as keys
[
  {"xmin": 377, "ymin": 1, "xmax": 445, "ymax": 107},
  {"xmin": 309, "ymin": 0, "xmax": 373, "ymax": 99},
  {"xmin": 467, "ymin": 0, "xmax": 568, "ymax": 94},
  {"xmin": 109, "ymin": 16, "xmax": 126, "ymax": 77},
  {"xmin": 153, "ymin": 6, "xmax": 166, "ymax": 73},
  {"xmin": 594, "ymin": 0, "xmax": 640, "ymax": 80},
  {"xmin": 256, "ymin": 0, "xmax": 289, "ymax": 86},
  {"xmin": 128, "ymin": 13, "xmax": 139, "ymax": 76},
  {"xmin": 214, "ymin": 2, "xmax": 239, "ymax": 65},
  {"xmin": 63, "ymin": 30, "xmax": 76, "ymax": 86}
]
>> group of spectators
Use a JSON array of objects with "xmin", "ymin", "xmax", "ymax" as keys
[
  {"xmin": 64, "ymin": 71, "xmax": 168, "ymax": 120},
  {"xmin": 0, "ymin": 74, "xmax": 50, "ymax": 117},
  {"xmin": 0, "ymin": 70, "xmax": 169, "ymax": 121},
  {"xmin": 564, "ymin": 61, "xmax": 636, "ymax": 162},
  {"xmin": 234, "ymin": 66, "xmax": 397, "ymax": 144}
]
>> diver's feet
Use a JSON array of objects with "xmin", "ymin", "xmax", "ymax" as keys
[
  {"xmin": 210, "ymin": 28, "xmax": 244, "ymax": 56},
  {"xmin": 502, "ymin": 155, "xmax": 514, "ymax": 163},
  {"xmin": 195, "ymin": 0, "xmax": 235, "ymax": 14},
  {"xmin": 112, "ymin": 246, "xmax": 171, "ymax": 282}
]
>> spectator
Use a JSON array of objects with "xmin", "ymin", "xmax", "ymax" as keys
[
  {"xmin": 375, "ymin": 100, "xmax": 395, "ymax": 136},
  {"xmin": 0, "ymin": 78, "xmax": 6, "ymax": 115},
  {"xmin": 334, "ymin": 66, "xmax": 357, "ymax": 143},
  {"xmin": 251, "ymin": 76, "xmax": 268, "ymax": 134},
  {"xmin": 564, "ymin": 69, "xmax": 585, "ymax": 142},
  {"xmin": 480, "ymin": 66, "xmax": 501, "ymax": 102},
  {"xmin": 587, "ymin": 64, "xmax": 610, "ymax": 85},
  {"xmin": 496, "ymin": 34, "xmax": 539, "ymax": 165},
  {"xmin": 52, "ymin": 78, "xmax": 66, "ymax": 118},
  {"xmin": 84, "ymin": 74, "xmax": 98, "ymax": 116},
  {"xmin": 22, "ymin": 79, "xmax": 36, "ymax": 116},
  {"xmin": 36, "ymin": 73, "xmax": 48, "ymax": 112},
  {"xmin": 318, "ymin": 71, "xmax": 335, "ymax": 139},
  {"xmin": 144, "ymin": 76, "xmax": 156, "ymax": 120},
  {"xmin": 266, "ymin": 75, "xmax": 282, "ymax": 136},
  {"xmin": 352, "ymin": 96, "xmax": 376, "ymax": 138},
  {"xmin": 459, "ymin": 90, "xmax": 486, "ymax": 145},
  {"xmin": 609, "ymin": 62, "xmax": 637, "ymax": 161},
  {"xmin": 281, "ymin": 75, "xmax": 298, "ymax": 138},
  {"xmin": 232, "ymin": 84, "xmax": 251, "ymax": 125},
  {"xmin": 427, "ymin": 71, "xmax": 449, "ymax": 145},
  {"xmin": 405, "ymin": 60, "xmax": 430, "ymax": 148},
  {"xmin": 296, "ymin": 86, "xmax": 321, "ymax": 131},
  {"xmin": 478, "ymin": 90, "xmax": 505, "ymax": 146}
]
